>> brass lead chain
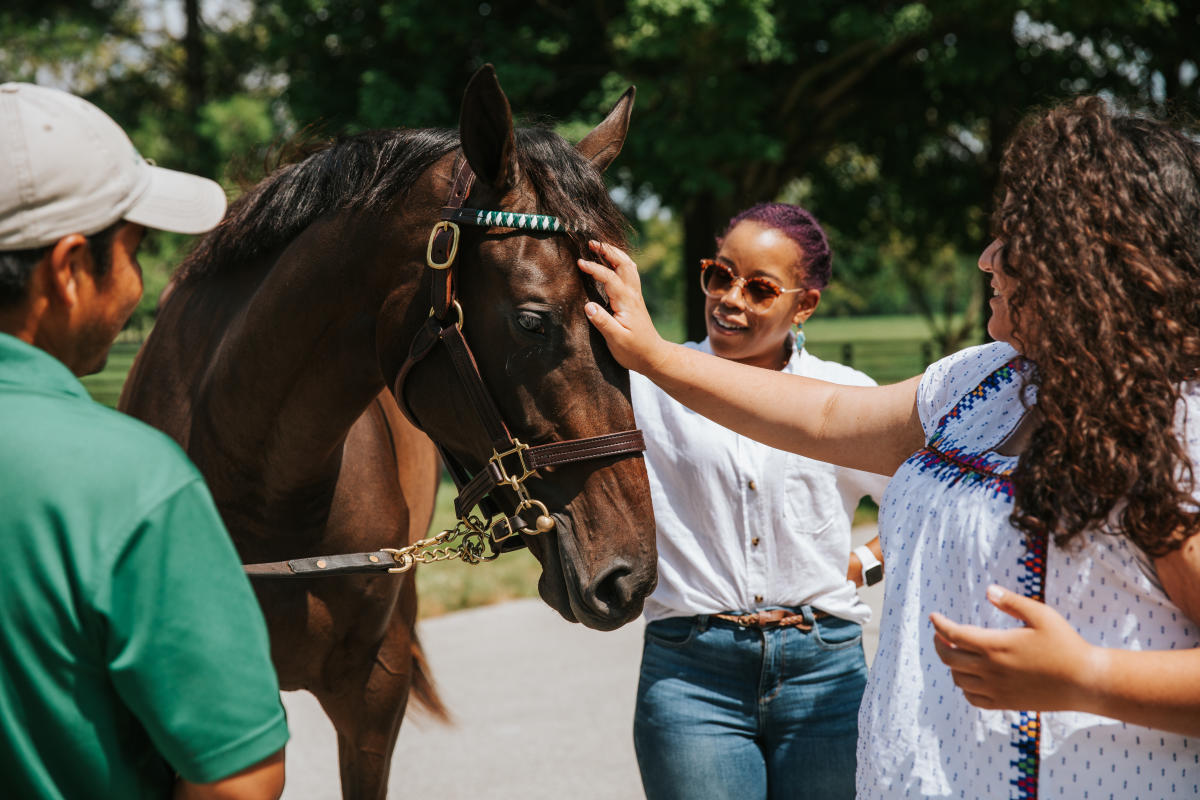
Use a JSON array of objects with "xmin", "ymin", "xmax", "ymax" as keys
[{"xmin": 381, "ymin": 513, "xmax": 501, "ymax": 574}]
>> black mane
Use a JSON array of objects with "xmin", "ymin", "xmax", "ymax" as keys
[
  {"xmin": 511, "ymin": 127, "xmax": 628, "ymax": 252},
  {"xmin": 177, "ymin": 124, "xmax": 627, "ymax": 283}
]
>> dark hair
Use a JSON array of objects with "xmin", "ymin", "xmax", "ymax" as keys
[
  {"xmin": 512, "ymin": 126, "xmax": 628, "ymax": 252},
  {"xmin": 719, "ymin": 202, "xmax": 832, "ymax": 289},
  {"xmin": 178, "ymin": 124, "xmax": 627, "ymax": 283},
  {"xmin": 996, "ymin": 96, "xmax": 1200, "ymax": 556},
  {"xmin": 0, "ymin": 223, "xmax": 119, "ymax": 308}
]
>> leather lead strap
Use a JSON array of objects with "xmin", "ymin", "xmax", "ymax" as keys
[{"xmin": 244, "ymin": 551, "xmax": 402, "ymax": 578}]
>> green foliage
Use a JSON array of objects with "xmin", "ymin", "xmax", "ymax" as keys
[
  {"xmin": 10, "ymin": 1, "xmax": 1200, "ymax": 359},
  {"xmin": 630, "ymin": 213, "xmax": 687, "ymax": 343}
]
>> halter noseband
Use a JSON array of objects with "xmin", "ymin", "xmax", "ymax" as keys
[{"xmin": 393, "ymin": 155, "xmax": 646, "ymax": 549}]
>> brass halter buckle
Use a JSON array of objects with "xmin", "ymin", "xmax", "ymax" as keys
[
  {"xmin": 425, "ymin": 221, "xmax": 460, "ymax": 269},
  {"xmin": 488, "ymin": 440, "xmax": 556, "ymax": 537},
  {"xmin": 490, "ymin": 439, "xmax": 535, "ymax": 490}
]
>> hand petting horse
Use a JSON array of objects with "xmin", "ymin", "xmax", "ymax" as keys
[{"xmin": 119, "ymin": 65, "xmax": 654, "ymax": 800}]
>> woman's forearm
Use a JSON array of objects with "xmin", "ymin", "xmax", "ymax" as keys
[
  {"xmin": 1079, "ymin": 646, "xmax": 1200, "ymax": 736},
  {"xmin": 651, "ymin": 342, "xmax": 925, "ymax": 475}
]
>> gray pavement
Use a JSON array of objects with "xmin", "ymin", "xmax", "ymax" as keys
[{"xmin": 280, "ymin": 525, "xmax": 883, "ymax": 799}]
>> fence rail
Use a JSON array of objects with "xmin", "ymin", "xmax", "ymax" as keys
[{"xmin": 806, "ymin": 337, "xmax": 937, "ymax": 385}]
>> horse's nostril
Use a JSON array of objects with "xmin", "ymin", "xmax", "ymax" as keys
[{"xmin": 589, "ymin": 562, "xmax": 635, "ymax": 613}]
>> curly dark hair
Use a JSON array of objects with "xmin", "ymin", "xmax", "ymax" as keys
[{"xmin": 995, "ymin": 96, "xmax": 1200, "ymax": 556}]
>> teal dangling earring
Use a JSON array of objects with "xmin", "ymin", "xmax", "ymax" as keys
[{"xmin": 793, "ymin": 320, "xmax": 806, "ymax": 350}]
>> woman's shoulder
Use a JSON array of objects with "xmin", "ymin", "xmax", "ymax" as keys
[{"xmin": 918, "ymin": 341, "xmax": 1022, "ymax": 434}]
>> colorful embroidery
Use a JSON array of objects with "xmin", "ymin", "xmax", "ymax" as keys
[
  {"xmin": 907, "ymin": 439, "xmax": 1015, "ymax": 499},
  {"xmin": 1011, "ymin": 528, "xmax": 1048, "ymax": 799},
  {"xmin": 937, "ymin": 359, "xmax": 1022, "ymax": 428},
  {"xmin": 903, "ymin": 358, "xmax": 1024, "ymax": 500},
  {"xmin": 1010, "ymin": 713, "xmax": 1041, "ymax": 799}
]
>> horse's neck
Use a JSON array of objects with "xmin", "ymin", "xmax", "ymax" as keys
[{"xmin": 187, "ymin": 224, "xmax": 423, "ymax": 521}]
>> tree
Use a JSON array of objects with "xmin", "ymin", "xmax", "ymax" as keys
[{"xmin": 601, "ymin": 0, "xmax": 1200, "ymax": 347}]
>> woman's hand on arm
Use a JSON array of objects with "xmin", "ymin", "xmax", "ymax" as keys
[
  {"xmin": 931, "ymin": 583, "xmax": 1200, "ymax": 736},
  {"xmin": 579, "ymin": 242, "xmax": 926, "ymax": 475}
]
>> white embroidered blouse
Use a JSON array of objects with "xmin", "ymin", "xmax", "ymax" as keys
[
  {"xmin": 630, "ymin": 338, "xmax": 889, "ymax": 624},
  {"xmin": 857, "ymin": 341, "xmax": 1200, "ymax": 799}
]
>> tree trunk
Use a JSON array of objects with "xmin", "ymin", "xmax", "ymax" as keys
[
  {"xmin": 683, "ymin": 192, "xmax": 721, "ymax": 343},
  {"xmin": 182, "ymin": 0, "xmax": 206, "ymax": 172},
  {"xmin": 978, "ymin": 109, "xmax": 1019, "ymax": 344}
]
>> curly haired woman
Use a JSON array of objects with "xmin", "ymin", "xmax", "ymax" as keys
[{"xmin": 579, "ymin": 96, "xmax": 1200, "ymax": 797}]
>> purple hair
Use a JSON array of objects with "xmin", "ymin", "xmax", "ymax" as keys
[{"xmin": 719, "ymin": 202, "xmax": 832, "ymax": 289}]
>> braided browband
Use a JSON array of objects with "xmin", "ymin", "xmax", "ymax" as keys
[{"xmin": 442, "ymin": 207, "xmax": 568, "ymax": 233}]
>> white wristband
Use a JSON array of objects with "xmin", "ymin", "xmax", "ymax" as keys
[{"xmin": 854, "ymin": 544, "xmax": 883, "ymax": 587}]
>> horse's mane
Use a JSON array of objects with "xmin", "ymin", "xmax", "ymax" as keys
[{"xmin": 176, "ymin": 125, "xmax": 627, "ymax": 283}]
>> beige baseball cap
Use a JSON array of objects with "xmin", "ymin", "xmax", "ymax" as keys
[{"xmin": 0, "ymin": 82, "xmax": 227, "ymax": 251}]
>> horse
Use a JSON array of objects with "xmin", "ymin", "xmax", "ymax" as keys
[{"xmin": 118, "ymin": 65, "xmax": 656, "ymax": 799}]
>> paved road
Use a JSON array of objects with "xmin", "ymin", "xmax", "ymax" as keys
[{"xmin": 281, "ymin": 526, "xmax": 883, "ymax": 799}]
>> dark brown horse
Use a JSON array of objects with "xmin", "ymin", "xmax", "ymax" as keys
[{"xmin": 118, "ymin": 66, "xmax": 656, "ymax": 799}]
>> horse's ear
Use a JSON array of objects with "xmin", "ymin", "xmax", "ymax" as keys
[
  {"xmin": 460, "ymin": 64, "xmax": 519, "ymax": 191},
  {"xmin": 575, "ymin": 86, "xmax": 635, "ymax": 173}
]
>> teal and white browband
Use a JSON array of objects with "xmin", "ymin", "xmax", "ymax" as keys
[{"xmin": 442, "ymin": 207, "xmax": 568, "ymax": 233}]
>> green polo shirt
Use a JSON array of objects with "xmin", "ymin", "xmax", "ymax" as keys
[{"xmin": 0, "ymin": 333, "xmax": 288, "ymax": 799}]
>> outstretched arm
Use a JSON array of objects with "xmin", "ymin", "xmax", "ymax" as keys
[
  {"xmin": 931, "ymin": 577, "xmax": 1200, "ymax": 736},
  {"xmin": 579, "ymin": 241, "xmax": 925, "ymax": 476}
]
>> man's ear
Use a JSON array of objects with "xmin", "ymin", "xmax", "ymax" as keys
[{"xmin": 44, "ymin": 234, "xmax": 90, "ymax": 307}]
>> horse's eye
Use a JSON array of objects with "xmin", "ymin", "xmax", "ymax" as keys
[{"xmin": 516, "ymin": 311, "xmax": 545, "ymax": 335}]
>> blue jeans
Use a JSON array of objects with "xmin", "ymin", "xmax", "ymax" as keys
[{"xmin": 633, "ymin": 608, "xmax": 866, "ymax": 800}]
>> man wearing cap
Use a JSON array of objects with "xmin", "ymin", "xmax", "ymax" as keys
[{"xmin": 0, "ymin": 84, "xmax": 288, "ymax": 799}]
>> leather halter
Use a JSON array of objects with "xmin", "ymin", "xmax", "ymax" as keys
[
  {"xmin": 244, "ymin": 155, "xmax": 645, "ymax": 578},
  {"xmin": 391, "ymin": 155, "xmax": 645, "ymax": 546}
]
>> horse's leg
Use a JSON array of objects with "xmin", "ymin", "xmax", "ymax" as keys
[
  {"xmin": 308, "ymin": 574, "xmax": 418, "ymax": 800},
  {"xmin": 309, "ymin": 394, "xmax": 442, "ymax": 800}
]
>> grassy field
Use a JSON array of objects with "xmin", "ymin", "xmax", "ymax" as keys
[
  {"xmin": 804, "ymin": 314, "xmax": 941, "ymax": 385},
  {"xmin": 81, "ymin": 315, "xmax": 938, "ymax": 617},
  {"xmin": 79, "ymin": 341, "xmax": 141, "ymax": 409},
  {"xmin": 414, "ymin": 481, "xmax": 543, "ymax": 618}
]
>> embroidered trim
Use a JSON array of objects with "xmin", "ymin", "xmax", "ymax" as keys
[
  {"xmin": 937, "ymin": 359, "xmax": 1023, "ymax": 428},
  {"xmin": 903, "ymin": 357, "xmax": 1025, "ymax": 500},
  {"xmin": 1011, "ymin": 531, "xmax": 1047, "ymax": 799},
  {"xmin": 906, "ymin": 443, "xmax": 1014, "ymax": 499}
]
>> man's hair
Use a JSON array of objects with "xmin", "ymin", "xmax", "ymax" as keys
[{"xmin": 0, "ymin": 223, "xmax": 120, "ymax": 309}]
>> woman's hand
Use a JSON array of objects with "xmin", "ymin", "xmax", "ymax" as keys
[
  {"xmin": 930, "ymin": 584, "xmax": 1103, "ymax": 712},
  {"xmin": 578, "ymin": 241, "xmax": 675, "ymax": 376}
]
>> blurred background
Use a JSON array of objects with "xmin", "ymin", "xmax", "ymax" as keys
[{"xmin": 7, "ymin": 0, "xmax": 1199, "ymax": 612}]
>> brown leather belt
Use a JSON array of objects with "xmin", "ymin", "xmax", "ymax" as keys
[{"xmin": 712, "ymin": 608, "xmax": 829, "ymax": 632}]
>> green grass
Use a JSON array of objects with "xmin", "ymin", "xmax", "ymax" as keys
[
  {"xmin": 81, "ymin": 317, "xmax": 908, "ymax": 619},
  {"xmin": 414, "ymin": 477, "xmax": 543, "ymax": 618},
  {"xmin": 804, "ymin": 314, "xmax": 943, "ymax": 386},
  {"xmin": 79, "ymin": 340, "xmax": 142, "ymax": 409}
]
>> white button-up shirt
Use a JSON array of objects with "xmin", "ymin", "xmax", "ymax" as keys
[{"xmin": 631, "ymin": 339, "xmax": 889, "ymax": 624}]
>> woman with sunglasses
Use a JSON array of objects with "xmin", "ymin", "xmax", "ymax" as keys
[
  {"xmin": 583, "ymin": 98, "xmax": 1200, "ymax": 798},
  {"xmin": 629, "ymin": 203, "xmax": 888, "ymax": 800}
]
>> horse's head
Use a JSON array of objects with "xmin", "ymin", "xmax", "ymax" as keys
[{"xmin": 383, "ymin": 67, "xmax": 655, "ymax": 630}]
